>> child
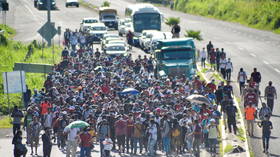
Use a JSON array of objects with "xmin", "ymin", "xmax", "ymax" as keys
[{"xmin": 103, "ymin": 135, "xmax": 113, "ymax": 157}]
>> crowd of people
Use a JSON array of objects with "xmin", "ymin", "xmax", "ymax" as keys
[{"xmin": 10, "ymin": 28, "xmax": 277, "ymax": 157}]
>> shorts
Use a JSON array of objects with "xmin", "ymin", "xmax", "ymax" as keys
[{"xmin": 30, "ymin": 136, "xmax": 39, "ymax": 146}]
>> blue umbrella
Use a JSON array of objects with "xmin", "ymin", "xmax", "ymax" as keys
[{"xmin": 120, "ymin": 88, "xmax": 139, "ymax": 95}]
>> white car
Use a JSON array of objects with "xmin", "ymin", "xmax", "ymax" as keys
[
  {"xmin": 101, "ymin": 34, "xmax": 120, "ymax": 49},
  {"xmin": 104, "ymin": 39, "xmax": 126, "ymax": 50},
  {"xmin": 146, "ymin": 32, "xmax": 173, "ymax": 53},
  {"xmin": 66, "ymin": 0, "xmax": 79, "ymax": 7},
  {"xmin": 142, "ymin": 31, "xmax": 160, "ymax": 51},
  {"xmin": 88, "ymin": 23, "xmax": 107, "ymax": 42},
  {"xmin": 80, "ymin": 17, "xmax": 99, "ymax": 32},
  {"xmin": 123, "ymin": 22, "xmax": 133, "ymax": 35},
  {"xmin": 105, "ymin": 44, "xmax": 128, "ymax": 56},
  {"xmin": 139, "ymin": 30, "xmax": 158, "ymax": 49}
]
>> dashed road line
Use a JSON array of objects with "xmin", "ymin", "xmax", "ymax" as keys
[
  {"xmin": 263, "ymin": 60, "xmax": 269, "ymax": 65},
  {"xmin": 274, "ymin": 68, "xmax": 280, "ymax": 73},
  {"xmin": 250, "ymin": 53, "xmax": 256, "ymax": 57}
]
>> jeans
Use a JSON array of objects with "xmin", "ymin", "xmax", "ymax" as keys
[
  {"xmin": 99, "ymin": 139, "xmax": 105, "ymax": 157},
  {"xmin": 193, "ymin": 138, "xmax": 201, "ymax": 156},
  {"xmin": 133, "ymin": 137, "xmax": 142, "ymax": 154},
  {"xmin": 208, "ymin": 138, "xmax": 217, "ymax": 153},
  {"xmin": 66, "ymin": 140, "xmax": 78, "ymax": 157},
  {"xmin": 262, "ymin": 135, "xmax": 270, "ymax": 151},
  {"xmin": 226, "ymin": 69, "xmax": 232, "ymax": 81},
  {"xmin": 148, "ymin": 138, "xmax": 157, "ymax": 156},
  {"xmin": 126, "ymin": 136, "xmax": 133, "ymax": 153},
  {"xmin": 162, "ymin": 136, "xmax": 171, "ymax": 153},
  {"xmin": 13, "ymin": 124, "xmax": 20, "ymax": 136},
  {"xmin": 80, "ymin": 146, "xmax": 91, "ymax": 157}
]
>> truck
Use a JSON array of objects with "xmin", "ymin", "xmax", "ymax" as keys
[
  {"xmin": 153, "ymin": 38, "xmax": 196, "ymax": 78},
  {"xmin": 99, "ymin": 7, "xmax": 118, "ymax": 30}
]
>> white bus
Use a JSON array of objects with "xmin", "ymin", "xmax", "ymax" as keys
[{"xmin": 125, "ymin": 4, "xmax": 162, "ymax": 34}]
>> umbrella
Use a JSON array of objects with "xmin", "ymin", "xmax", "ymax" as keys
[
  {"xmin": 120, "ymin": 88, "xmax": 139, "ymax": 95},
  {"xmin": 66, "ymin": 120, "xmax": 89, "ymax": 129},
  {"xmin": 186, "ymin": 94, "xmax": 211, "ymax": 105}
]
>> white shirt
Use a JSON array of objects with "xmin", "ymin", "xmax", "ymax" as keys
[
  {"xmin": 225, "ymin": 61, "xmax": 233, "ymax": 70},
  {"xmin": 64, "ymin": 127, "xmax": 80, "ymax": 141},
  {"xmin": 238, "ymin": 71, "xmax": 247, "ymax": 83},
  {"xmin": 148, "ymin": 124, "xmax": 157, "ymax": 140},
  {"xmin": 220, "ymin": 58, "xmax": 227, "ymax": 69},
  {"xmin": 103, "ymin": 138, "xmax": 113, "ymax": 150},
  {"xmin": 200, "ymin": 50, "xmax": 207, "ymax": 59}
]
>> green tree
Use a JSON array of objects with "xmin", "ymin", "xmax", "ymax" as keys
[
  {"xmin": 101, "ymin": 1, "xmax": 110, "ymax": 7},
  {"xmin": 185, "ymin": 30, "xmax": 203, "ymax": 41},
  {"xmin": 165, "ymin": 17, "xmax": 180, "ymax": 26}
]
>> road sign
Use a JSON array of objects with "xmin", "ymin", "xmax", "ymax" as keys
[
  {"xmin": 38, "ymin": 22, "xmax": 57, "ymax": 46},
  {"xmin": 13, "ymin": 63, "xmax": 54, "ymax": 73},
  {"xmin": 2, "ymin": 71, "xmax": 26, "ymax": 94}
]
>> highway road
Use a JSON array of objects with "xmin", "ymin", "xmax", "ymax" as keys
[
  {"xmin": 93, "ymin": 0, "xmax": 280, "ymax": 156},
  {"xmin": 1, "ymin": 0, "xmax": 280, "ymax": 156}
]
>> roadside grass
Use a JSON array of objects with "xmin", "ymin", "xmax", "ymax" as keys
[
  {"xmin": 0, "ymin": 25, "xmax": 62, "ymax": 115},
  {"xmin": 250, "ymin": 150, "xmax": 255, "ymax": 157},
  {"xmin": 0, "ymin": 116, "xmax": 12, "ymax": 128},
  {"xmin": 79, "ymin": 0, "xmax": 98, "ymax": 10},
  {"xmin": 174, "ymin": 0, "xmax": 280, "ymax": 34},
  {"xmin": 237, "ymin": 127, "xmax": 246, "ymax": 142},
  {"xmin": 0, "ymin": 24, "xmax": 16, "ymax": 38},
  {"xmin": 224, "ymin": 144, "xmax": 234, "ymax": 154}
]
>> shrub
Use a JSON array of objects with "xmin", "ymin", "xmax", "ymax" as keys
[
  {"xmin": 185, "ymin": 30, "xmax": 203, "ymax": 41},
  {"xmin": 101, "ymin": 1, "xmax": 110, "ymax": 7},
  {"xmin": 165, "ymin": 17, "xmax": 180, "ymax": 26}
]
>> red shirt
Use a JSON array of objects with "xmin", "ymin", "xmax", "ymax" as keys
[
  {"xmin": 80, "ymin": 132, "xmax": 92, "ymax": 147},
  {"xmin": 101, "ymin": 85, "xmax": 110, "ymax": 95},
  {"xmin": 245, "ymin": 92, "xmax": 257, "ymax": 105},
  {"xmin": 115, "ymin": 120, "xmax": 126, "ymax": 136},
  {"xmin": 206, "ymin": 83, "xmax": 216, "ymax": 93},
  {"xmin": 41, "ymin": 102, "xmax": 51, "ymax": 115}
]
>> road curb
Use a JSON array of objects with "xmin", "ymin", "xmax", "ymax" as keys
[{"xmin": 197, "ymin": 65, "xmax": 250, "ymax": 157}]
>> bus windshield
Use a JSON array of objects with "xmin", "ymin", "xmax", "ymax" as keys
[{"xmin": 133, "ymin": 13, "xmax": 161, "ymax": 32}]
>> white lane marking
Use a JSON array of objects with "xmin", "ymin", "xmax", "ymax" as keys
[
  {"xmin": 250, "ymin": 53, "xmax": 256, "ymax": 57},
  {"xmin": 274, "ymin": 68, "xmax": 280, "ymax": 73},
  {"xmin": 263, "ymin": 60, "xmax": 269, "ymax": 65}
]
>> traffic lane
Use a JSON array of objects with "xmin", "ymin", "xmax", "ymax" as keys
[
  {"xmin": 7, "ymin": 0, "xmax": 98, "ymax": 42},
  {"xmin": 4, "ymin": 0, "xmax": 44, "ymax": 42}
]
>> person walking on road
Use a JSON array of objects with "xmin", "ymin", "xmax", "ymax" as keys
[
  {"xmin": 64, "ymin": 126, "xmax": 80, "ymax": 157},
  {"xmin": 79, "ymin": 127, "xmax": 92, "ymax": 157},
  {"xmin": 147, "ymin": 120, "xmax": 158, "ymax": 156},
  {"xmin": 11, "ymin": 106, "xmax": 24, "ymax": 136},
  {"xmin": 161, "ymin": 115, "xmax": 171, "ymax": 156},
  {"xmin": 258, "ymin": 115, "xmax": 273, "ymax": 154},
  {"xmin": 225, "ymin": 100, "xmax": 237, "ymax": 135},
  {"xmin": 206, "ymin": 41, "xmax": 214, "ymax": 60},
  {"xmin": 215, "ymin": 48, "xmax": 221, "ymax": 72},
  {"xmin": 12, "ymin": 130, "xmax": 27, "ymax": 157},
  {"xmin": 200, "ymin": 48, "xmax": 207, "ymax": 68},
  {"xmin": 114, "ymin": 116, "xmax": 126, "ymax": 154},
  {"xmin": 237, "ymin": 68, "xmax": 247, "ymax": 94},
  {"xmin": 42, "ymin": 128, "xmax": 52, "ymax": 157},
  {"xmin": 225, "ymin": 58, "xmax": 233, "ymax": 81},
  {"xmin": 171, "ymin": 23, "xmax": 180, "ymax": 38},
  {"xmin": 103, "ymin": 135, "xmax": 113, "ymax": 157},
  {"xmin": 259, "ymin": 103, "xmax": 272, "ymax": 121},
  {"xmin": 245, "ymin": 104, "xmax": 257, "ymax": 137},
  {"xmin": 29, "ymin": 116, "xmax": 41, "ymax": 156},
  {"xmin": 219, "ymin": 57, "xmax": 227, "ymax": 79},
  {"xmin": 251, "ymin": 68, "xmax": 262, "ymax": 85},
  {"xmin": 192, "ymin": 120, "xmax": 202, "ymax": 157},
  {"xmin": 208, "ymin": 119, "xmax": 220, "ymax": 155},
  {"xmin": 264, "ymin": 81, "xmax": 277, "ymax": 113}
]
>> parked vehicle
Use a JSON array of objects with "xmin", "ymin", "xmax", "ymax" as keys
[
  {"xmin": 66, "ymin": 0, "xmax": 79, "ymax": 7},
  {"xmin": 87, "ymin": 23, "xmax": 107, "ymax": 42},
  {"xmin": 99, "ymin": 7, "xmax": 118, "ymax": 30},
  {"xmin": 153, "ymin": 38, "xmax": 196, "ymax": 78},
  {"xmin": 80, "ymin": 17, "xmax": 99, "ymax": 32}
]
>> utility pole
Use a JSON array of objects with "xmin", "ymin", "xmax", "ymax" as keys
[{"xmin": 47, "ymin": 0, "xmax": 51, "ymax": 46}]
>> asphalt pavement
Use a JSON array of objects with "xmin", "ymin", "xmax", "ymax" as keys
[{"xmin": 1, "ymin": 0, "xmax": 280, "ymax": 156}]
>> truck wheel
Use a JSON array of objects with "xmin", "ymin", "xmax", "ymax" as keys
[
  {"xmin": 66, "ymin": 4, "xmax": 68, "ymax": 7},
  {"xmin": 77, "ymin": 4, "xmax": 79, "ymax": 7}
]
